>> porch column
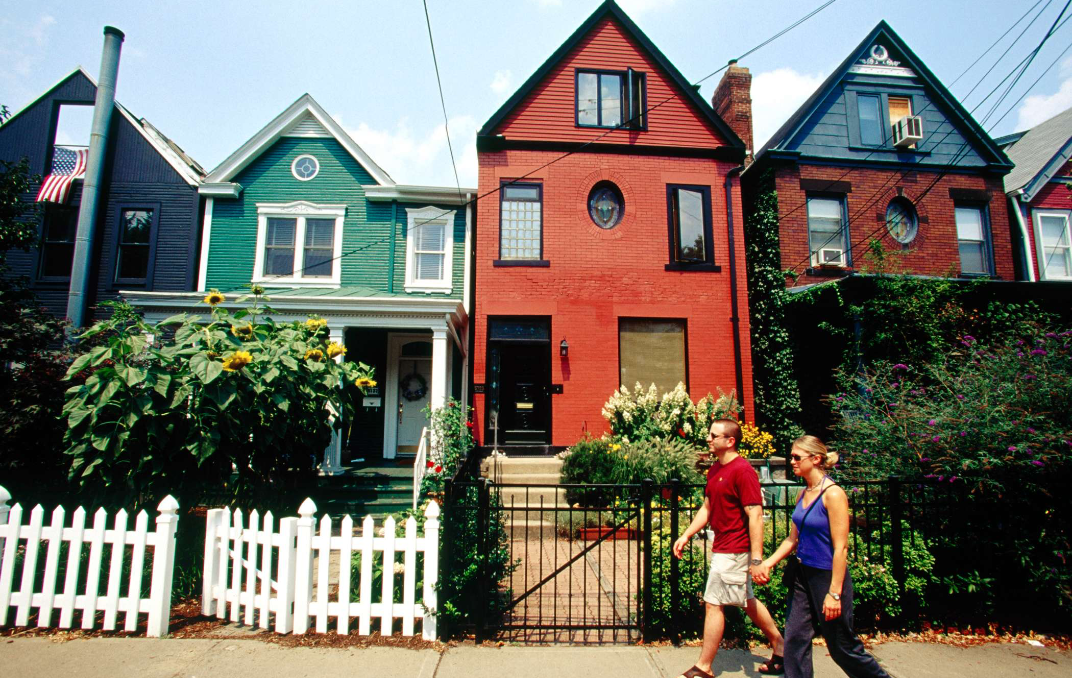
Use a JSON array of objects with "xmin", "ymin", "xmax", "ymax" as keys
[
  {"xmin": 321, "ymin": 325, "xmax": 345, "ymax": 476},
  {"xmin": 430, "ymin": 328, "xmax": 448, "ymax": 412}
]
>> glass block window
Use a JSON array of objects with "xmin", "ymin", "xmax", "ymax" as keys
[
  {"xmin": 500, "ymin": 183, "xmax": 542, "ymax": 260},
  {"xmin": 956, "ymin": 205, "xmax": 991, "ymax": 275},
  {"xmin": 264, "ymin": 217, "xmax": 296, "ymax": 276},
  {"xmin": 619, "ymin": 318, "xmax": 687, "ymax": 394},
  {"xmin": 1037, "ymin": 211, "xmax": 1071, "ymax": 280},
  {"xmin": 302, "ymin": 218, "xmax": 334, "ymax": 277},
  {"xmin": 116, "ymin": 208, "xmax": 153, "ymax": 281}
]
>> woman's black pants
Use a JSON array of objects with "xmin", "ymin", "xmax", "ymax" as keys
[{"xmin": 783, "ymin": 563, "xmax": 890, "ymax": 678}]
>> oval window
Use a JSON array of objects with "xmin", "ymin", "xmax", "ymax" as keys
[
  {"xmin": 291, "ymin": 154, "xmax": 320, "ymax": 181},
  {"xmin": 587, "ymin": 182, "xmax": 623, "ymax": 229},
  {"xmin": 886, "ymin": 198, "xmax": 917, "ymax": 244}
]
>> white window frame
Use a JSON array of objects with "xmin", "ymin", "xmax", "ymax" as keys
[
  {"xmin": 253, "ymin": 201, "xmax": 345, "ymax": 287},
  {"xmin": 1034, "ymin": 209, "xmax": 1072, "ymax": 281},
  {"xmin": 404, "ymin": 206, "xmax": 455, "ymax": 293}
]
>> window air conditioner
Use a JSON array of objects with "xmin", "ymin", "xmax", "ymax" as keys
[
  {"xmin": 819, "ymin": 248, "xmax": 845, "ymax": 266},
  {"xmin": 892, "ymin": 115, "xmax": 923, "ymax": 148}
]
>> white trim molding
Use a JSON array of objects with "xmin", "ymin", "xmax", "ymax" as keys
[
  {"xmin": 363, "ymin": 184, "xmax": 474, "ymax": 205},
  {"xmin": 253, "ymin": 201, "xmax": 346, "ymax": 287},
  {"xmin": 1033, "ymin": 208, "xmax": 1072, "ymax": 281},
  {"xmin": 197, "ymin": 197, "xmax": 214, "ymax": 291},
  {"xmin": 199, "ymin": 182, "xmax": 242, "ymax": 198},
  {"xmin": 291, "ymin": 154, "xmax": 320, "ymax": 181},
  {"xmin": 404, "ymin": 206, "xmax": 455, "ymax": 294}
]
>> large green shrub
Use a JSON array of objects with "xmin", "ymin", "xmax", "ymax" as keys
[
  {"xmin": 61, "ymin": 292, "xmax": 375, "ymax": 510},
  {"xmin": 419, "ymin": 397, "xmax": 475, "ymax": 496},
  {"xmin": 601, "ymin": 382, "xmax": 739, "ymax": 448},
  {"xmin": 560, "ymin": 436, "xmax": 702, "ymax": 506}
]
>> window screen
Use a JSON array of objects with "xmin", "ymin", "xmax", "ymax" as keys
[{"xmin": 264, "ymin": 218, "xmax": 296, "ymax": 276}]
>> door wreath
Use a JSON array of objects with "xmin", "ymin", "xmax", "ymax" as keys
[{"xmin": 400, "ymin": 369, "xmax": 428, "ymax": 401}]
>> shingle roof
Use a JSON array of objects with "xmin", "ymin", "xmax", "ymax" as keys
[{"xmin": 1002, "ymin": 105, "xmax": 1072, "ymax": 200}]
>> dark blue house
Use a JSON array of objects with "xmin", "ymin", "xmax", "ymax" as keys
[{"xmin": 0, "ymin": 68, "xmax": 204, "ymax": 321}]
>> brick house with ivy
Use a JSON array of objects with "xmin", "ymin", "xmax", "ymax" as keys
[
  {"xmin": 471, "ymin": 0, "xmax": 754, "ymax": 452},
  {"xmin": 742, "ymin": 21, "xmax": 1015, "ymax": 288}
]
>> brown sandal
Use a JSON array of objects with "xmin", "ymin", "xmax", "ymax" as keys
[
  {"xmin": 678, "ymin": 667, "xmax": 714, "ymax": 678},
  {"xmin": 758, "ymin": 654, "xmax": 785, "ymax": 675}
]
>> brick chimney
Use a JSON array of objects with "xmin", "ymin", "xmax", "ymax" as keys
[{"xmin": 711, "ymin": 59, "xmax": 753, "ymax": 164}]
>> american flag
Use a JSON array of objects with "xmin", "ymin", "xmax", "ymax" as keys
[{"xmin": 36, "ymin": 146, "xmax": 88, "ymax": 203}]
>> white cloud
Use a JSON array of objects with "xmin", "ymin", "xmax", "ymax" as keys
[
  {"xmin": 490, "ymin": 69, "xmax": 513, "ymax": 95},
  {"xmin": 750, "ymin": 67, "xmax": 827, "ymax": 151},
  {"xmin": 341, "ymin": 115, "xmax": 479, "ymax": 189},
  {"xmin": 1014, "ymin": 56, "xmax": 1072, "ymax": 131},
  {"xmin": 28, "ymin": 15, "xmax": 55, "ymax": 46}
]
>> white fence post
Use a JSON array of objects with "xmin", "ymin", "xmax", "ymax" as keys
[
  {"xmin": 423, "ymin": 501, "xmax": 440, "ymax": 641},
  {"xmin": 276, "ymin": 516, "xmax": 297, "ymax": 634},
  {"xmin": 201, "ymin": 509, "xmax": 221, "ymax": 616},
  {"xmin": 146, "ymin": 495, "xmax": 179, "ymax": 638},
  {"xmin": 292, "ymin": 498, "xmax": 316, "ymax": 634}
]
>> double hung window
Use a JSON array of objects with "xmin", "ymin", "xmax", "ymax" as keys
[
  {"xmin": 807, "ymin": 196, "xmax": 849, "ymax": 266},
  {"xmin": 114, "ymin": 207, "xmax": 157, "ymax": 284},
  {"xmin": 1035, "ymin": 210, "xmax": 1071, "ymax": 280},
  {"xmin": 254, "ymin": 202, "xmax": 344, "ymax": 285},
  {"xmin": 39, "ymin": 205, "xmax": 78, "ymax": 279},
  {"xmin": 666, "ymin": 185, "xmax": 714, "ymax": 269},
  {"xmin": 618, "ymin": 319, "xmax": 687, "ymax": 394},
  {"xmin": 955, "ymin": 205, "xmax": 992, "ymax": 276},
  {"xmin": 499, "ymin": 183, "xmax": 543, "ymax": 261},
  {"xmin": 576, "ymin": 69, "xmax": 646, "ymax": 129},
  {"xmin": 854, "ymin": 92, "xmax": 916, "ymax": 148},
  {"xmin": 405, "ymin": 206, "xmax": 456, "ymax": 292}
]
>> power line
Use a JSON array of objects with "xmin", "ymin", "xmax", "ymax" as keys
[
  {"xmin": 423, "ymin": 0, "xmax": 464, "ymax": 201},
  {"xmin": 245, "ymin": 0, "xmax": 839, "ymax": 286}
]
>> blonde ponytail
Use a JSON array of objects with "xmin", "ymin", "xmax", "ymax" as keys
[{"xmin": 792, "ymin": 435, "xmax": 839, "ymax": 468}]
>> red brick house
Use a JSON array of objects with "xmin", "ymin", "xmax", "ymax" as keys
[
  {"xmin": 999, "ymin": 105, "xmax": 1072, "ymax": 282},
  {"xmin": 743, "ymin": 21, "xmax": 1015, "ymax": 286},
  {"xmin": 472, "ymin": 0, "xmax": 754, "ymax": 451}
]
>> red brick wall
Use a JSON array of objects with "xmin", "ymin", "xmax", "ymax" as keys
[
  {"xmin": 1025, "ymin": 161, "xmax": 1072, "ymax": 279},
  {"xmin": 774, "ymin": 164, "xmax": 1016, "ymax": 285},
  {"xmin": 473, "ymin": 149, "xmax": 753, "ymax": 447},
  {"xmin": 494, "ymin": 17, "xmax": 729, "ymax": 150},
  {"xmin": 711, "ymin": 63, "xmax": 753, "ymax": 160}
]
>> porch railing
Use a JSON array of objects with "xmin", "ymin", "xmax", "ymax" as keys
[{"xmin": 412, "ymin": 427, "xmax": 430, "ymax": 510}]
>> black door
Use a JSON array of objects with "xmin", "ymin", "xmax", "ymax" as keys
[{"xmin": 497, "ymin": 343, "xmax": 551, "ymax": 444}]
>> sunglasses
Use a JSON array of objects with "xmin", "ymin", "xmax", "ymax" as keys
[{"xmin": 789, "ymin": 454, "xmax": 814, "ymax": 462}]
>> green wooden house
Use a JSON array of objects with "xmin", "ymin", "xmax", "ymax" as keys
[{"xmin": 125, "ymin": 95, "xmax": 473, "ymax": 471}]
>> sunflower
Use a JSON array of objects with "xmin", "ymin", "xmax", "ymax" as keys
[
  {"xmin": 304, "ymin": 348, "xmax": 325, "ymax": 362},
  {"xmin": 326, "ymin": 341, "xmax": 346, "ymax": 359},
  {"xmin": 231, "ymin": 323, "xmax": 254, "ymax": 340},
  {"xmin": 248, "ymin": 283, "xmax": 266, "ymax": 296},
  {"xmin": 304, "ymin": 317, "xmax": 328, "ymax": 331},
  {"xmin": 221, "ymin": 350, "xmax": 252, "ymax": 371},
  {"xmin": 354, "ymin": 377, "xmax": 377, "ymax": 388},
  {"xmin": 203, "ymin": 290, "xmax": 225, "ymax": 306}
]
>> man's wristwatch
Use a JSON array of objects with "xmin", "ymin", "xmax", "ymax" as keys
[
  {"xmin": 827, "ymin": 592, "xmax": 841, "ymax": 601},
  {"xmin": 750, "ymin": 558, "xmax": 762, "ymax": 567}
]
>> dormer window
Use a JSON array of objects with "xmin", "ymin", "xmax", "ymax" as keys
[
  {"xmin": 854, "ymin": 92, "xmax": 917, "ymax": 148},
  {"xmin": 576, "ymin": 68, "xmax": 646, "ymax": 129}
]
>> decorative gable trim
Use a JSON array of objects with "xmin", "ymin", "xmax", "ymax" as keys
[
  {"xmin": 476, "ymin": 0, "xmax": 744, "ymax": 153},
  {"xmin": 282, "ymin": 112, "xmax": 332, "ymax": 138},
  {"xmin": 204, "ymin": 93, "xmax": 394, "ymax": 187}
]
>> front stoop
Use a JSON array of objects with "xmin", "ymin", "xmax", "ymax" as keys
[{"xmin": 481, "ymin": 455, "xmax": 565, "ymax": 535}]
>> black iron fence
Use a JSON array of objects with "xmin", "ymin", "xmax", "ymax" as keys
[{"xmin": 441, "ymin": 473, "xmax": 1032, "ymax": 642}]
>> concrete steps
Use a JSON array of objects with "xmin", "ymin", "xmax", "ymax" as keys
[{"xmin": 482, "ymin": 455, "xmax": 565, "ymax": 536}]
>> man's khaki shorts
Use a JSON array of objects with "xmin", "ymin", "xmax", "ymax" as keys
[{"xmin": 703, "ymin": 552, "xmax": 754, "ymax": 607}]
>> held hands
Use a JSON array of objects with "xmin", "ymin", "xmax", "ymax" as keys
[
  {"xmin": 823, "ymin": 594, "xmax": 842, "ymax": 621},
  {"xmin": 750, "ymin": 562, "xmax": 772, "ymax": 585}
]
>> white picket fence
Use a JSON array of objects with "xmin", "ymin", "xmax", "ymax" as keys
[
  {"xmin": 0, "ymin": 486, "xmax": 178, "ymax": 637},
  {"xmin": 202, "ymin": 498, "xmax": 440, "ymax": 640}
]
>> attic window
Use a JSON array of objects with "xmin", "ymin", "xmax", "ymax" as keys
[
  {"xmin": 576, "ymin": 69, "xmax": 646, "ymax": 129},
  {"xmin": 291, "ymin": 154, "xmax": 320, "ymax": 181},
  {"xmin": 54, "ymin": 104, "xmax": 92, "ymax": 148}
]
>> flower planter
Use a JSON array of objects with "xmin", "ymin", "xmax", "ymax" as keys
[{"xmin": 577, "ymin": 526, "xmax": 639, "ymax": 541}]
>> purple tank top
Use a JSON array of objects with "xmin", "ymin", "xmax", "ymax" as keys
[{"xmin": 792, "ymin": 487, "xmax": 834, "ymax": 569}]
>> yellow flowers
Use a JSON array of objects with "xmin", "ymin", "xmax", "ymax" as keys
[
  {"xmin": 304, "ymin": 348, "xmax": 324, "ymax": 362},
  {"xmin": 203, "ymin": 290, "xmax": 225, "ymax": 306},
  {"xmin": 610, "ymin": 443, "xmax": 622, "ymax": 452},
  {"xmin": 231, "ymin": 323, "xmax": 254, "ymax": 340},
  {"xmin": 221, "ymin": 351, "xmax": 252, "ymax": 371},
  {"xmin": 326, "ymin": 342, "xmax": 346, "ymax": 359},
  {"xmin": 305, "ymin": 317, "xmax": 328, "ymax": 331},
  {"xmin": 738, "ymin": 422, "xmax": 776, "ymax": 459},
  {"xmin": 355, "ymin": 377, "xmax": 377, "ymax": 388}
]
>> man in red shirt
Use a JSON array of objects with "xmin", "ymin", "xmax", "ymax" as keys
[{"xmin": 672, "ymin": 419, "xmax": 785, "ymax": 678}]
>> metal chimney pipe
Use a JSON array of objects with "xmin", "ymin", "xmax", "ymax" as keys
[{"xmin": 66, "ymin": 25, "xmax": 124, "ymax": 329}]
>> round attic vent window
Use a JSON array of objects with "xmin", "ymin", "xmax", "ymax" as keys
[{"xmin": 291, "ymin": 154, "xmax": 320, "ymax": 181}]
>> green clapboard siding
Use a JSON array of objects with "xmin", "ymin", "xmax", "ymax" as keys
[{"xmin": 204, "ymin": 137, "xmax": 465, "ymax": 302}]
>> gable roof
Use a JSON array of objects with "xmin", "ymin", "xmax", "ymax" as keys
[
  {"xmin": 1003, "ymin": 105, "xmax": 1072, "ymax": 201},
  {"xmin": 203, "ymin": 94, "xmax": 394, "ymax": 187},
  {"xmin": 476, "ymin": 0, "xmax": 744, "ymax": 150},
  {"xmin": 753, "ymin": 21, "xmax": 1011, "ymax": 171},
  {"xmin": 3, "ymin": 67, "xmax": 205, "ymax": 185}
]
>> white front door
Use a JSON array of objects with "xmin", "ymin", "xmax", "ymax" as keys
[
  {"xmin": 396, "ymin": 351, "xmax": 432, "ymax": 454},
  {"xmin": 384, "ymin": 334, "xmax": 435, "ymax": 459}
]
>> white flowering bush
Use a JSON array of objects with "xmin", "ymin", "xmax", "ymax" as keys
[{"xmin": 602, "ymin": 382, "xmax": 739, "ymax": 447}]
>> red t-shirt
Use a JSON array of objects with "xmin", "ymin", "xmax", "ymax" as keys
[{"xmin": 705, "ymin": 455, "xmax": 763, "ymax": 553}]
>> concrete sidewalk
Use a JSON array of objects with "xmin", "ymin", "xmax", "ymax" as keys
[{"xmin": 1, "ymin": 637, "xmax": 1069, "ymax": 678}]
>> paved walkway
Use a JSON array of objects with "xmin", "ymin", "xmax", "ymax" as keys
[{"xmin": 2, "ymin": 637, "xmax": 1068, "ymax": 678}]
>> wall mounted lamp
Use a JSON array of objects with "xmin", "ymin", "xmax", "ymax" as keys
[{"xmin": 559, "ymin": 339, "xmax": 569, "ymax": 357}]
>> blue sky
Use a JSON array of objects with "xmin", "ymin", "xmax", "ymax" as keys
[{"xmin": 2, "ymin": 0, "xmax": 1070, "ymax": 188}]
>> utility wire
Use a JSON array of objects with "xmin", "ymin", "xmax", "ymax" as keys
[
  {"xmin": 245, "ymin": 0, "xmax": 838, "ymax": 286},
  {"xmin": 948, "ymin": 0, "xmax": 1046, "ymax": 90},
  {"xmin": 423, "ymin": 0, "xmax": 464, "ymax": 201}
]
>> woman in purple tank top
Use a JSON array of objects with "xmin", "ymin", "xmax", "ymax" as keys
[{"xmin": 751, "ymin": 436, "xmax": 891, "ymax": 678}]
